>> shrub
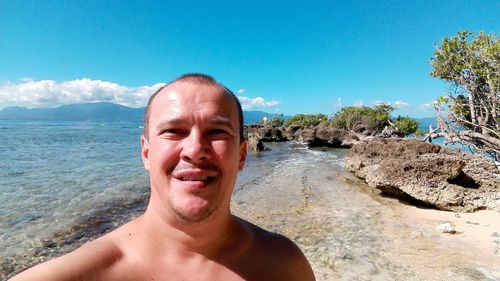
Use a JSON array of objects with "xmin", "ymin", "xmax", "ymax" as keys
[
  {"xmin": 284, "ymin": 114, "xmax": 329, "ymax": 127},
  {"xmin": 393, "ymin": 116, "xmax": 419, "ymax": 136},
  {"xmin": 270, "ymin": 115, "xmax": 284, "ymax": 127},
  {"xmin": 332, "ymin": 104, "xmax": 394, "ymax": 133}
]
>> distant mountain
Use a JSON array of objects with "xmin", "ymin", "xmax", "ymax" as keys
[
  {"xmin": 0, "ymin": 102, "xmax": 144, "ymax": 122},
  {"xmin": 243, "ymin": 110, "xmax": 285, "ymax": 124},
  {"xmin": 0, "ymin": 102, "xmax": 280, "ymax": 124}
]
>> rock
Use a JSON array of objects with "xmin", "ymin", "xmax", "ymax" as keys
[
  {"xmin": 246, "ymin": 132, "xmax": 265, "ymax": 152},
  {"xmin": 313, "ymin": 126, "xmax": 350, "ymax": 147},
  {"xmin": 437, "ymin": 222, "xmax": 457, "ymax": 234},
  {"xmin": 282, "ymin": 125, "xmax": 351, "ymax": 148},
  {"xmin": 345, "ymin": 138, "xmax": 500, "ymax": 212},
  {"xmin": 246, "ymin": 124, "xmax": 353, "ymax": 148}
]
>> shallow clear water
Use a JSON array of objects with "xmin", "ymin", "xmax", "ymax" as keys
[
  {"xmin": 0, "ymin": 121, "xmax": 149, "ymax": 262},
  {"xmin": 233, "ymin": 143, "xmax": 500, "ymax": 280}
]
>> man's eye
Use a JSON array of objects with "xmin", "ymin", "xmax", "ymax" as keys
[
  {"xmin": 209, "ymin": 129, "xmax": 230, "ymax": 135},
  {"xmin": 161, "ymin": 129, "xmax": 186, "ymax": 137},
  {"xmin": 163, "ymin": 129, "xmax": 179, "ymax": 134}
]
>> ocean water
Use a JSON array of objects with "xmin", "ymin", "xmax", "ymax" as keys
[
  {"xmin": 1, "ymin": 121, "xmax": 499, "ymax": 280},
  {"xmin": 0, "ymin": 121, "xmax": 149, "ymax": 267}
]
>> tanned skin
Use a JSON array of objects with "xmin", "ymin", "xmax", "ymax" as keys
[{"xmin": 10, "ymin": 76, "xmax": 315, "ymax": 281}]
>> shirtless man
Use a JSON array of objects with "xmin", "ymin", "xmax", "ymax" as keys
[{"xmin": 11, "ymin": 73, "xmax": 315, "ymax": 281}]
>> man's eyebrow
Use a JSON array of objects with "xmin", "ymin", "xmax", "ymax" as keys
[
  {"xmin": 210, "ymin": 116, "xmax": 234, "ymax": 129},
  {"xmin": 154, "ymin": 116, "xmax": 235, "ymax": 131},
  {"xmin": 155, "ymin": 118, "xmax": 184, "ymax": 132}
]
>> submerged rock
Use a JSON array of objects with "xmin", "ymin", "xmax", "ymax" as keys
[{"xmin": 345, "ymin": 138, "xmax": 500, "ymax": 212}]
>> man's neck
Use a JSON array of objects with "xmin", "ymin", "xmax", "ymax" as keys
[{"xmin": 140, "ymin": 202, "xmax": 238, "ymax": 258}]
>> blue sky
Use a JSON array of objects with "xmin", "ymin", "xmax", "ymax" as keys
[{"xmin": 0, "ymin": 1, "xmax": 498, "ymax": 117}]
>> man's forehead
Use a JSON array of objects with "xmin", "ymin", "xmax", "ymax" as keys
[
  {"xmin": 154, "ymin": 81, "xmax": 228, "ymax": 104},
  {"xmin": 149, "ymin": 81, "xmax": 238, "ymax": 121}
]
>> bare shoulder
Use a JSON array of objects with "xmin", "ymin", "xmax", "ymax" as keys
[
  {"xmin": 9, "ymin": 227, "xmax": 125, "ymax": 281},
  {"xmin": 236, "ymin": 217, "xmax": 316, "ymax": 281}
]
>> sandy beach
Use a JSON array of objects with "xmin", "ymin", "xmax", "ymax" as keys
[{"xmin": 404, "ymin": 206, "xmax": 500, "ymax": 265}]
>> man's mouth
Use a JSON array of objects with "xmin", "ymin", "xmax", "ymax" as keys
[
  {"xmin": 178, "ymin": 175, "xmax": 214, "ymax": 182},
  {"xmin": 172, "ymin": 169, "xmax": 218, "ymax": 188},
  {"xmin": 170, "ymin": 161, "xmax": 220, "ymax": 189}
]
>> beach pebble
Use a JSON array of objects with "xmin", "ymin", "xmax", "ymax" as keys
[
  {"xmin": 436, "ymin": 222, "xmax": 457, "ymax": 234},
  {"xmin": 410, "ymin": 231, "xmax": 423, "ymax": 239}
]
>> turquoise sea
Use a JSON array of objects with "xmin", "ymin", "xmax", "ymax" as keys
[{"xmin": 0, "ymin": 121, "xmax": 151, "ymax": 274}]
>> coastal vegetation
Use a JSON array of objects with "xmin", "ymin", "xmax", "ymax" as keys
[
  {"xmin": 283, "ymin": 113, "xmax": 329, "ymax": 127},
  {"xmin": 393, "ymin": 116, "xmax": 419, "ymax": 137},
  {"xmin": 428, "ymin": 31, "xmax": 499, "ymax": 159},
  {"xmin": 331, "ymin": 104, "xmax": 393, "ymax": 133},
  {"xmin": 280, "ymin": 104, "xmax": 419, "ymax": 137}
]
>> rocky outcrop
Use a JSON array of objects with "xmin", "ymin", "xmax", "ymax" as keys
[
  {"xmin": 247, "ymin": 133, "xmax": 265, "ymax": 152},
  {"xmin": 345, "ymin": 138, "xmax": 500, "ymax": 212},
  {"xmin": 247, "ymin": 125, "xmax": 353, "ymax": 148}
]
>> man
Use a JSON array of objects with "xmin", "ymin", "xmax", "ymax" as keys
[{"xmin": 11, "ymin": 74, "xmax": 315, "ymax": 281}]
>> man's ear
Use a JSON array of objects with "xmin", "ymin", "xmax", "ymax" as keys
[
  {"xmin": 238, "ymin": 140, "xmax": 247, "ymax": 171},
  {"xmin": 141, "ymin": 135, "xmax": 150, "ymax": 171}
]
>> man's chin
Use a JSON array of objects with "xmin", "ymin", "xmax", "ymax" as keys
[{"xmin": 172, "ymin": 204, "xmax": 217, "ymax": 223}]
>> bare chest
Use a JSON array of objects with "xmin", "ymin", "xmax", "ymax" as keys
[{"xmin": 102, "ymin": 256, "xmax": 269, "ymax": 281}]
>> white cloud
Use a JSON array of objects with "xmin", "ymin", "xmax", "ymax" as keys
[
  {"xmin": 422, "ymin": 103, "xmax": 435, "ymax": 110},
  {"xmin": 354, "ymin": 100, "xmax": 364, "ymax": 107},
  {"xmin": 0, "ymin": 79, "xmax": 282, "ymax": 111},
  {"xmin": 237, "ymin": 96, "xmax": 281, "ymax": 110},
  {"xmin": 0, "ymin": 79, "xmax": 165, "ymax": 108},
  {"xmin": 373, "ymin": 100, "xmax": 410, "ymax": 108},
  {"xmin": 394, "ymin": 101, "xmax": 410, "ymax": 108},
  {"xmin": 336, "ymin": 97, "xmax": 342, "ymax": 108}
]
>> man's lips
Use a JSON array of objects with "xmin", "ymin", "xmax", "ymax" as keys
[{"xmin": 172, "ymin": 170, "xmax": 218, "ymax": 187}]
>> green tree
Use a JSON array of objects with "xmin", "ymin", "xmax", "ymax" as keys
[
  {"xmin": 284, "ymin": 114, "xmax": 329, "ymax": 127},
  {"xmin": 429, "ymin": 31, "xmax": 500, "ymax": 157},
  {"xmin": 270, "ymin": 114, "xmax": 284, "ymax": 127},
  {"xmin": 393, "ymin": 116, "xmax": 419, "ymax": 137},
  {"xmin": 332, "ymin": 104, "xmax": 394, "ymax": 134}
]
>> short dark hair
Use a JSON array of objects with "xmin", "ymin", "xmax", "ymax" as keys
[{"xmin": 143, "ymin": 73, "xmax": 245, "ymax": 141}]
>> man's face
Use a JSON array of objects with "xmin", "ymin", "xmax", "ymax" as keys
[{"xmin": 141, "ymin": 82, "xmax": 246, "ymax": 223}]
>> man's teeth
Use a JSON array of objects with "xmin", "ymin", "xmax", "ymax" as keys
[{"xmin": 181, "ymin": 176, "xmax": 208, "ymax": 181}]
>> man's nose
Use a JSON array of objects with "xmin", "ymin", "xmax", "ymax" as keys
[{"xmin": 180, "ymin": 131, "xmax": 210, "ymax": 162}]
